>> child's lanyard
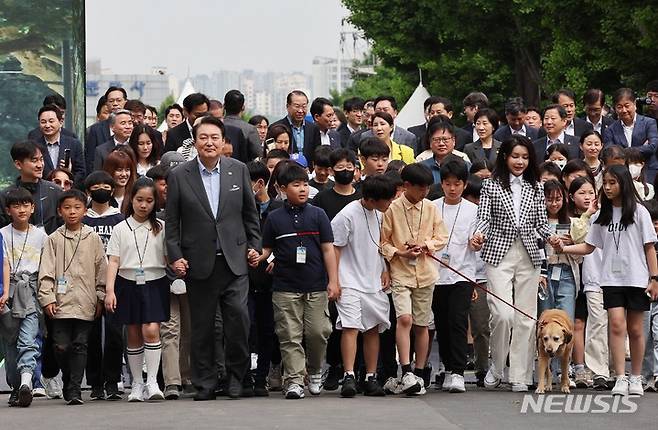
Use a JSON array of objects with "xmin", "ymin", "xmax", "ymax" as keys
[
  {"xmin": 362, "ymin": 204, "xmax": 382, "ymax": 253},
  {"xmin": 62, "ymin": 227, "xmax": 82, "ymax": 276},
  {"xmin": 10, "ymin": 225, "xmax": 29, "ymax": 276},
  {"xmin": 403, "ymin": 200, "xmax": 424, "ymax": 242},
  {"xmin": 442, "ymin": 200, "xmax": 462, "ymax": 249},
  {"xmin": 125, "ymin": 219, "xmax": 150, "ymax": 270}
]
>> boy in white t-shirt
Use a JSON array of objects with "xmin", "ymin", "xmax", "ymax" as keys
[
  {"xmin": 331, "ymin": 175, "xmax": 397, "ymax": 398},
  {"xmin": 432, "ymin": 159, "xmax": 479, "ymax": 393}
]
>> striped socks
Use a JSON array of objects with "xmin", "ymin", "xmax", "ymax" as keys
[
  {"xmin": 127, "ymin": 346, "xmax": 144, "ymax": 385},
  {"xmin": 144, "ymin": 342, "xmax": 162, "ymax": 386}
]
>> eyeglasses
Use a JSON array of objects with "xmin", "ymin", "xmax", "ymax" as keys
[
  {"xmin": 53, "ymin": 178, "xmax": 73, "ymax": 188},
  {"xmin": 431, "ymin": 137, "xmax": 454, "ymax": 144},
  {"xmin": 289, "ymin": 103, "xmax": 307, "ymax": 111}
]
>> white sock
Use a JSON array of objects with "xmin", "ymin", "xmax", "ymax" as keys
[
  {"xmin": 574, "ymin": 364, "xmax": 585, "ymax": 372},
  {"xmin": 344, "ymin": 371, "xmax": 355, "ymax": 377},
  {"xmin": 20, "ymin": 372, "xmax": 33, "ymax": 389},
  {"xmin": 144, "ymin": 342, "xmax": 162, "ymax": 386},
  {"xmin": 126, "ymin": 347, "xmax": 145, "ymax": 385}
]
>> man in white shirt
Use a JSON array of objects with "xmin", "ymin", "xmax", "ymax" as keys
[
  {"xmin": 553, "ymin": 89, "xmax": 593, "ymax": 138},
  {"xmin": 309, "ymin": 98, "xmax": 341, "ymax": 159},
  {"xmin": 532, "ymin": 105, "xmax": 580, "ymax": 161},
  {"xmin": 583, "ymin": 88, "xmax": 613, "ymax": 135}
]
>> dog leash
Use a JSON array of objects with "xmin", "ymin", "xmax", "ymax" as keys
[{"xmin": 425, "ymin": 251, "xmax": 537, "ymax": 322}]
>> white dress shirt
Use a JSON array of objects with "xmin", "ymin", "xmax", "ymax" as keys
[
  {"xmin": 565, "ymin": 120, "xmax": 575, "ymax": 136},
  {"xmin": 511, "ymin": 124, "xmax": 526, "ymax": 136},
  {"xmin": 622, "ymin": 114, "xmax": 637, "ymax": 147},
  {"xmin": 586, "ymin": 116, "xmax": 602, "ymax": 134},
  {"xmin": 320, "ymin": 129, "xmax": 331, "ymax": 146},
  {"xmin": 509, "ymin": 173, "xmax": 523, "ymax": 224},
  {"xmin": 547, "ymin": 131, "xmax": 566, "ymax": 147}
]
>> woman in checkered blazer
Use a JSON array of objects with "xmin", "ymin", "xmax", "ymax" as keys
[{"xmin": 470, "ymin": 135, "xmax": 558, "ymax": 392}]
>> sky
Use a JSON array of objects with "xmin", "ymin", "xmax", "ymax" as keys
[{"xmin": 86, "ymin": 0, "xmax": 352, "ymax": 78}]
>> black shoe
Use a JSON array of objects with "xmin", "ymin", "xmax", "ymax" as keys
[
  {"xmin": 105, "ymin": 383, "xmax": 122, "ymax": 400},
  {"xmin": 465, "ymin": 358, "xmax": 476, "ymax": 371},
  {"xmin": 341, "ymin": 374, "xmax": 357, "ymax": 398},
  {"xmin": 214, "ymin": 378, "xmax": 228, "ymax": 396},
  {"xmin": 164, "ymin": 385, "xmax": 181, "ymax": 400},
  {"xmin": 422, "ymin": 364, "xmax": 432, "ymax": 388},
  {"xmin": 324, "ymin": 365, "xmax": 342, "ymax": 391},
  {"xmin": 364, "ymin": 376, "xmax": 385, "ymax": 396},
  {"xmin": 228, "ymin": 377, "xmax": 242, "ymax": 399},
  {"xmin": 8, "ymin": 389, "xmax": 19, "ymax": 407},
  {"xmin": 476, "ymin": 372, "xmax": 486, "ymax": 388},
  {"xmin": 254, "ymin": 381, "xmax": 269, "ymax": 397},
  {"xmin": 434, "ymin": 371, "xmax": 446, "ymax": 390},
  {"xmin": 193, "ymin": 388, "xmax": 216, "ymax": 401},
  {"xmin": 67, "ymin": 397, "xmax": 84, "ymax": 405},
  {"xmin": 90, "ymin": 386, "xmax": 105, "ymax": 400},
  {"xmin": 593, "ymin": 376, "xmax": 608, "ymax": 391},
  {"xmin": 17, "ymin": 384, "xmax": 33, "ymax": 407}
]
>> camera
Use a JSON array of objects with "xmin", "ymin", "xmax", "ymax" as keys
[{"xmin": 636, "ymin": 97, "xmax": 654, "ymax": 106}]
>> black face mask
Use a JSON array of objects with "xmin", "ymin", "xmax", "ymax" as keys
[
  {"xmin": 90, "ymin": 189, "xmax": 113, "ymax": 204},
  {"xmin": 333, "ymin": 169, "xmax": 355, "ymax": 185}
]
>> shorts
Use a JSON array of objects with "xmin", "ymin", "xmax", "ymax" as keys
[
  {"xmin": 115, "ymin": 275, "xmax": 171, "ymax": 324},
  {"xmin": 601, "ymin": 286, "xmax": 650, "ymax": 312},
  {"xmin": 336, "ymin": 288, "xmax": 390, "ymax": 333},
  {"xmin": 391, "ymin": 284, "xmax": 434, "ymax": 326},
  {"xmin": 574, "ymin": 291, "xmax": 588, "ymax": 320}
]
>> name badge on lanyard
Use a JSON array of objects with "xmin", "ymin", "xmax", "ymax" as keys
[
  {"xmin": 296, "ymin": 246, "xmax": 307, "ymax": 264},
  {"xmin": 57, "ymin": 276, "xmax": 68, "ymax": 294},
  {"xmin": 135, "ymin": 268, "xmax": 146, "ymax": 285}
]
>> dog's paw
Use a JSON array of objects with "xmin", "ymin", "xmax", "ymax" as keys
[
  {"xmin": 535, "ymin": 387, "xmax": 545, "ymax": 394},
  {"xmin": 560, "ymin": 385, "xmax": 570, "ymax": 394},
  {"xmin": 546, "ymin": 384, "xmax": 553, "ymax": 392}
]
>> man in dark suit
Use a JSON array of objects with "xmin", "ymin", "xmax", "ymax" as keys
[
  {"xmin": 85, "ymin": 86, "xmax": 128, "ymax": 173},
  {"xmin": 409, "ymin": 96, "xmax": 473, "ymax": 153},
  {"xmin": 35, "ymin": 104, "xmax": 85, "ymax": 184},
  {"xmin": 494, "ymin": 97, "xmax": 540, "ymax": 142},
  {"xmin": 337, "ymin": 97, "xmax": 364, "ymax": 146},
  {"xmin": 461, "ymin": 92, "xmax": 489, "ymax": 143},
  {"xmin": 552, "ymin": 89, "xmax": 593, "ymax": 138},
  {"xmin": 166, "ymin": 116, "xmax": 261, "ymax": 400},
  {"xmin": 93, "ymin": 109, "xmax": 134, "ymax": 170},
  {"xmin": 582, "ymin": 88, "xmax": 614, "ymax": 135},
  {"xmin": 532, "ymin": 104, "xmax": 580, "ymax": 162},
  {"xmin": 27, "ymin": 94, "xmax": 78, "ymax": 142},
  {"xmin": 270, "ymin": 90, "xmax": 317, "ymax": 159},
  {"xmin": 604, "ymin": 87, "xmax": 658, "ymax": 183},
  {"xmin": 223, "ymin": 90, "xmax": 262, "ymax": 161},
  {"xmin": 307, "ymin": 97, "xmax": 342, "ymax": 162},
  {"xmin": 164, "ymin": 93, "xmax": 211, "ymax": 153}
]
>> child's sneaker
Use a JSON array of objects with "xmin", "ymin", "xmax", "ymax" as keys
[
  {"xmin": 611, "ymin": 375, "xmax": 629, "ymax": 396},
  {"xmin": 284, "ymin": 383, "xmax": 305, "ymax": 399},
  {"xmin": 90, "ymin": 386, "xmax": 105, "ymax": 400},
  {"xmin": 340, "ymin": 374, "xmax": 357, "ymax": 398},
  {"xmin": 400, "ymin": 372, "xmax": 421, "ymax": 395},
  {"xmin": 40, "ymin": 376, "xmax": 63, "ymax": 399},
  {"xmin": 383, "ymin": 377, "xmax": 402, "ymax": 394},
  {"xmin": 628, "ymin": 375, "xmax": 644, "ymax": 396},
  {"xmin": 511, "ymin": 383, "xmax": 528, "ymax": 392},
  {"xmin": 574, "ymin": 368, "xmax": 589, "ymax": 388},
  {"xmin": 363, "ymin": 375, "xmax": 385, "ymax": 396},
  {"xmin": 17, "ymin": 384, "xmax": 33, "ymax": 407},
  {"xmin": 66, "ymin": 396, "xmax": 84, "ymax": 406},
  {"xmin": 484, "ymin": 369, "xmax": 501, "ymax": 390},
  {"xmin": 308, "ymin": 372, "xmax": 323, "ymax": 395},
  {"xmin": 449, "ymin": 374, "xmax": 466, "ymax": 393},
  {"xmin": 442, "ymin": 372, "xmax": 453, "ymax": 391},
  {"xmin": 593, "ymin": 375, "xmax": 608, "ymax": 391},
  {"xmin": 644, "ymin": 376, "xmax": 657, "ymax": 392},
  {"xmin": 31, "ymin": 387, "xmax": 46, "ymax": 398},
  {"xmin": 128, "ymin": 383, "xmax": 145, "ymax": 402},
  {"xmin": 145, "ymin": 383, "xmax": 164, "ymax": 401}
]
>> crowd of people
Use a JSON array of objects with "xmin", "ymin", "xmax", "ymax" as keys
[{"xmin": 1, "ymin": 81, "xmax": 658, "ymax": 407}]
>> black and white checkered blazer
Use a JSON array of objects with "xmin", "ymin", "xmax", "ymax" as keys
[{"xmin": 475, "ymin": 177, "xmax": 552, "ymax": 267}]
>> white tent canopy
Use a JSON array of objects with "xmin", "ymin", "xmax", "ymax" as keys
[
  {"xmin": 157, "ymin": 79, "xmax": 196, "ymax": 132},
  {"xmin": 395, "ymin": 82, "xmax": 430, "ymax": 130}
]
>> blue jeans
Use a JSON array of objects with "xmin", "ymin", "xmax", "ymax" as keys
[
  {"xmin": 2, "ymin": 311, "xmax": 40, "ymax": 388},
  {"xmin": 538, "ymin": 264, "xmax": 576, "ymax": 322}
]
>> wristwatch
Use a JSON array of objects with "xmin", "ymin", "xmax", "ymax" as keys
[{"xmin": 650, "ymin": 276, "xmax": 658, "ymax": 282}]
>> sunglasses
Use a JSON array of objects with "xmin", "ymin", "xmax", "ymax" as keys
[{"xmin": 53, "ymin": 178, "xmax": 73, "ymax": 188}]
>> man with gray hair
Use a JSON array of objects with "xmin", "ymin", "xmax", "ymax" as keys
[{"xmin": 93, "ymin": 109, "xmax": 134, "ymax": 170}]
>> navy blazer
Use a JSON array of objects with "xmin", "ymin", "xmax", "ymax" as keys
[
  {"xmin": 532, "ymin": 134, "xmax": 581, "ymax": 162},
  {"xmin": 38, "ymin": 134, "xmax": 86, "ymax": 184},
  {"xmin": 493, "ymin": 125, "xmax": 539, "ymax": 142},
  {"xmin": 270, "ymin": 117, "xmax": 318, "ymax": 162},
  {"xmin": 306, "ymin": 128, "xmax": 341, "ymax": 162},
  {"xmin": 85, "ymin": 119, "xmax": 111, "ymax": 174},
  {"xmin": 603, "ymin": 114, "xmax": 658, "ymax": 170},
  {"xmin": 537, "ymin": 117, "xmax": 593, "ymax": 140}
]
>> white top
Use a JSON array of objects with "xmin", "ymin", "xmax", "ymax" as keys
[
  {"xmin": 320, "ymin": 130, "xmax": 331, "ymax": 146},
  {"xmin": 586, "ymin": 117, "xmax": 602, "ymax": 134},
  {"xmin": 106, "ymin": 216, "xmax": 167, "ymax": 281},
  {"xmin": 622, "ymin": 114, "xmax": 637, "ymax": 146},
  {"xmin": 331, "ymin": 200, "xmax": 386, "ymax": 293},
  {"xmin": 509, "ymin": 174, "xmax": 523, "ymax": 224},
  {"xmin": 432, "ymin": 198, "xmax": 478, "ymax": 285},
  {"xmin": 565, "ymin": 121, "xmax": 575, "ymax": 136},
  {"xmin": 586, "ymin": 205, "xmax": 657, "ymax": 288},
  {"xmin": 511, "ymin": 124, "xmax": 526, "ymax": 136},
  {"xmin": 1, "ymin": 225, "xmax": 47, "ymax": 275}
]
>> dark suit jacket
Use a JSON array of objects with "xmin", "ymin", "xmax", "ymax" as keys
[
  {"xmin": 532, "ymin": 134, "xmax": 581, "ymax": 162},
  {"xmin": 603, "ymin": 114, "xmax": 658, "ymax": 171},
  {"xmin": 165, "ymin": 157, "xmax": 261, "ymax": 280},
  {"xmin": 85, "ymin": 119, "xmax": 111, "ymax": 174},
  {"xmin": 162, "ymin": 120, "xmax": 249, "ymax": 163},
  {"xmin": 493, "ymin": 125, "xmax": 539, "ymax": 142},
  {"xmin": 93, "ymin": 139, "xmax": 122, "ymax": 171},
  {"xmin": 307, "ymin": 128, "xmax": 341, "ymax": 162},
  {"xmin": 537, "ymin": 117, "xmax": 593, "ymax": 140},
  {"xmin": 38, "ymin": 134, "xmax": 86, "ymax": 184},
  {"xmin": 347, "ymin": 128, "xmax": 370, "ymax": 153},
  {"xmin": 163, "ymin": 121, "xmax": 192, "ymax": 153},
  {"xmin": 270, "ymin": 117, "xmax": 317, "ymax": 161},
  {"xmin": 577, "ymin": 115, "xmax": 614, "ymax": 136},
  {"xmin": 464, "ymin": 139, "xmax": 502, "ymax": 165},
  {"xmin": 337, "ymin": 123, "xmax": 358, "ymax": 149},
  {"xmin": 28, "ymin": 126, "xmax": 77, "ymax": 142}
]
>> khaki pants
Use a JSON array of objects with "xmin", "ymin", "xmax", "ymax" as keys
[
  {"xmin": 160, "ymin": 293, "xmax": 192, "ymax": 386},
  {"xmin": 486, "ymin": 238, "xmax": 539, "ymax": 385},
  {"xmin": 584, "ymin": 291, "xmax": 609, "ymax": 378},
  {"xmin": 272, "ymin": 291, "xmax": 332, "ymax": 387}
]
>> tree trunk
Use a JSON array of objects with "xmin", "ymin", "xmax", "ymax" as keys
[{"xmin": 514, "ymin": 48, "xmax": 542, "ymax": 107}]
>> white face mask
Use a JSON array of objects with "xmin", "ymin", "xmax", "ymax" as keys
[
  {"xmin": 553, "ymin": 159, "xmax": 567, "ymax": 171},
  {"xmin": 629, "ymin": 163, "xmax": 643, "ymax": 179}
]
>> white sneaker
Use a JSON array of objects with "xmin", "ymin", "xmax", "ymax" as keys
[
  {"xmin": 40, "ymin": 376, "xmax": 63, "ymax": 399},
  {"xmin": 511, "ymin": 383, "xmax": 528, "ymax": 392},
  {"xmin": 400, "ymin": 372, "xmax": 421, "ymax": 395},
  {"xmin": 308, "ymin": 372, "xmax": 323, "ymax": 395},
  {"xmin": 284, "ymin": 383, "xmax": 305, "ymax": 399},
  {"xmin": 145, "ymin": 383, "xmax": 164, "ymax": 401},
  {"xmin": 628, "ymin": 375, "xmax": 644, "ymax": 396},
  {"xmin": 611, "ymin": 375, "xmax": 629, "ymax": 396},
  {"xmin": 117, "ymin": 381, "xmax": 125, "ymax": 394},
  {"xmin": 32, "ymin": 387, "xmax": 46, "ymax": 398},
  {"xmin": 128, "ymin": 383, "xmax": 145, "ymax": 402},
  {"xmin": 449, "ymin": 374, "xmax": 466, "ymax": 393},
  {"xmin": 415, "ymin": 375, "xmax": 427, "ymax": 395},
  {"xmin": 442, "ymin": 372, "xmax": 453, "ymax": 391},
  {"xmin": 383, "ymin": 377, "xmax": 402, "ymax": 394},
  {"xmin": 484, "ymin": 369, "xmax": 501, "ymax": 390}
]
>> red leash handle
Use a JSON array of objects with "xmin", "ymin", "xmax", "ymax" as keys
[{"xmin": 425, "ymin": 252, "xmax": 537, "ymax": 322}]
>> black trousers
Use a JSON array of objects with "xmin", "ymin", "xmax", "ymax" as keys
[
  {"xmin": 325, "ymin": 300, "xmax": 342, "ymax": 367},
  {"xmin": 433, "ymin": 282, "xmax": 473, "ymax": 376},
  {"xmin": 187, "ymin": 255, "xmax": 250, "ymax": 391},
  {"xmin": 85, "ymin": 312, "xmax": 124, "ymax": 388},
  {"xmin": 42, "ymin": 317, "xmax": 61, "ymax": 378},
  {"xmin": 378, "ymin": 294, "xmax": 398, "ymax": 380},
  {"xmin": 51, "ymin": 318, "xmax": 93, "ymax": 397},
  {"xmin": 247, "ymin": 289, "xmax": 275, "ymax": 383}
]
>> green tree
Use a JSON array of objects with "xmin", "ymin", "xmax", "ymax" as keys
[
  {"xmin": 332, "ymin": 65, "xmax": 416, "ymax": 110},
  {"xmin": 342, "ymin": 0, "xmax": 658, "ymax": 111}
]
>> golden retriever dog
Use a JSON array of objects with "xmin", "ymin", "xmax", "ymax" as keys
[{"xmin": 535, "ymin": 309, "xmax": 574, "ymax": 394}]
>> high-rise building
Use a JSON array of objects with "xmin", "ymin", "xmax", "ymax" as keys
[{"xmin": 311, "ymin": 56, "xmax": 354, "ymax": 99}]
